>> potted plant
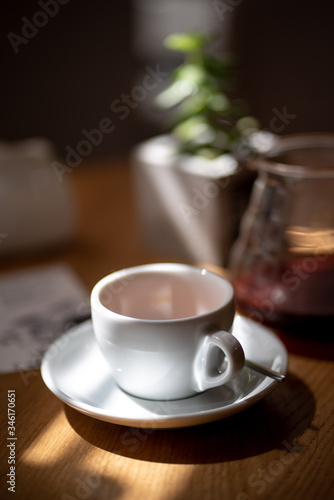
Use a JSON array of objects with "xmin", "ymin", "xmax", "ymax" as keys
[{"xmin": 132, "ymin": 32, "xmax": 259, "ymax": 266}]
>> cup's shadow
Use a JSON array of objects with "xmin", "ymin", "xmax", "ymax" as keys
[{"xmin": 65, "ymin": 372, "xmax": 315, "ymax": 465}]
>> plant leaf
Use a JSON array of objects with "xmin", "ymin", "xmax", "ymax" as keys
[{"xmin": 164, "ymin": 32, "xmax": 210, "ymax": 53}]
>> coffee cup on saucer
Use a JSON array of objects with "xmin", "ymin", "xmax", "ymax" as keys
[{"xmin": 90, "ymin": 263, "xmax": 245, "ymax": 401}]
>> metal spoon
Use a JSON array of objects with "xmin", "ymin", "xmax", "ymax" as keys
[{"xmin": 245, "ymin": 360, "xmax": 286, "ymax": 382}]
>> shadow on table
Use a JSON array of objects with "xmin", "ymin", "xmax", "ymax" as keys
[{"xmin": 65, "ymin": 372, "xmax": 315, "ymax": 465}]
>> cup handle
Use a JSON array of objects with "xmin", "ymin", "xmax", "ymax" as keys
[{"xmin": 193, "ymin": 331, "xmax": 245, "ymax": 392}]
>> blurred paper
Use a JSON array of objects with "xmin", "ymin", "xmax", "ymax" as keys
[{"xmin": 0, "ymin": 264, "xmax": 89, "ymax": 374}]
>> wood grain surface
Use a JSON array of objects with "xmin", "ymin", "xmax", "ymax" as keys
[{"xmin": 0, "ymin": 159, "xmax": 333, "ymax": 500}]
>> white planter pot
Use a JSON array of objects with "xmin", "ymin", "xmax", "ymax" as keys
[{"xmin": 131, "ymin": 135, "xmax": 255, "ymax": 266}]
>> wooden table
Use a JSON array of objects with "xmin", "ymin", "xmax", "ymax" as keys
[{"xmin": 1, "ymin": 158, "xmax": 333, "ymax": 500}]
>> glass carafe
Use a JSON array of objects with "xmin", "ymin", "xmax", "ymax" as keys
[{"xmin": 229, "ymin": 134, "xmax": 334, "ymax": 337}]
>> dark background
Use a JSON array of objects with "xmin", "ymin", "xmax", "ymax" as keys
[{"xmin": 1, "ymin": 0, "xmax": 334, "ymax": 161}]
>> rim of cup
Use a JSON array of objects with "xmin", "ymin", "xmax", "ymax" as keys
[{"xmin": 90, "ymin": 262, "xmax": 235, "ymax": 324}]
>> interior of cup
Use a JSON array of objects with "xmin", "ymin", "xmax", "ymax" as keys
[{"xmin": 98, "ymin": 266, "xmax": 233, "ymax": 321}]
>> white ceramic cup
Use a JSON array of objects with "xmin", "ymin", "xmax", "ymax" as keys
[{"xmin": 91, "ymin": 263, "xmax": 245, "ymax": 400}]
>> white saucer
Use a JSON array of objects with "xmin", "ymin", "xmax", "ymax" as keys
[{"xmin": 41, "ymin": 315, "xmax": 288, "ymax": 429}]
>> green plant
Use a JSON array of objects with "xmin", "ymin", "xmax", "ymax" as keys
[{"xmin": 155, "ymin": 32, "xmax": 259, "ymax": 159}]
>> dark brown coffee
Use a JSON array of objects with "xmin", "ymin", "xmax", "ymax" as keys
[{"xmin": 233, "ymin": 253, "xmax": 334, "ymax": 337}]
